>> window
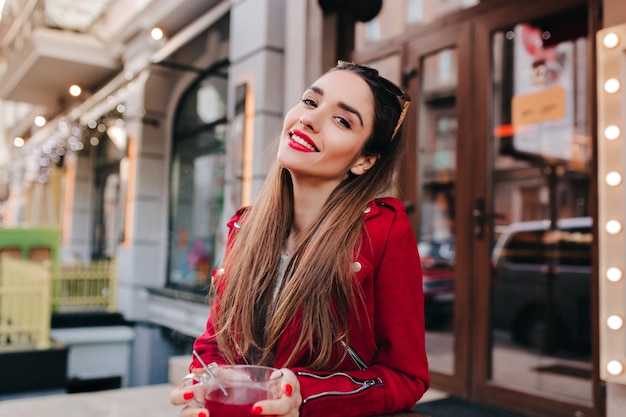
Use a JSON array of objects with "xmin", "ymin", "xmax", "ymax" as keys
[
  {"xmin": 168, "ymin": 65, "xmax": 228, "ymax": 291},
  {"xmin": 92, "ymin": 111, "xmax": 127, "ymax": 260}
]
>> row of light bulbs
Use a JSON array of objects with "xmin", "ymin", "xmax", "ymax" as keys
[
  {"xmin": 12, "ymin": 102, "xmax": 127, "ymax": 184},
  {"xmin": 598, "ymin": 24, "xmax": 626, "ymax": 382},
  {"xmin": 12, "ymin": 26, "xmax": 163, "ymax": 149}
]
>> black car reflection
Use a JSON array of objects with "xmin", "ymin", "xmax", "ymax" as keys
[{"xmin": 491, "ymin": 217, "xmax": 592, "ymax": 354}]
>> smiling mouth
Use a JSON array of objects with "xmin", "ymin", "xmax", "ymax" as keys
[{"xmin": 289, "ymin": 130, "xmax": 319, "ymax": 152}]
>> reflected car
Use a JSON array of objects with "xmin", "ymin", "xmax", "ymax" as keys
[
  {"xmin": 491, "ymin": 217, "xmax": 592, "ymax": 353},
  {"xmin": 418, "ymin": 240, "xmax": 455, "ymax": 327}
]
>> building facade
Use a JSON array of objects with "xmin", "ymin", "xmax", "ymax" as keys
[{"xmin": 1, "ymin": 0, "xmax": 625, "ymax": 416}]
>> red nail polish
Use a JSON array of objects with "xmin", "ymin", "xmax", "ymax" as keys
[
  {"xmin": 284, "ymin": 383, "xmax": 293, "ymax": 396},
  {"xmin": 199, "ymin": 412, "xmax": 208, "ymax": 417},
  {"xmin": 183, "ymin": 391, "xmax": 194, "ymax": 400},
  {"xmin": 251, "ymin": 406, "xmax": 263, "ymax": 414}
]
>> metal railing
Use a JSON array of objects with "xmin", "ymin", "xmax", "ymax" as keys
[{"xmin": 52, "ymin": 259, "xmax": 117, "ymax": 313}]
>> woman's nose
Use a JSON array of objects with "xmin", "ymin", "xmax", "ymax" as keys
[{"xmin": 299, "ymin": 113, "xmax": 317, "ymax": 131}]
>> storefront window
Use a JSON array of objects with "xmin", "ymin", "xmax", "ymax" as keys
[
  {"xmin": 355, "ymin": 0, "xmax": 480, "ymax": 50},
  {"xmin": 168, "ymin": 67, "xmax": 228, "ymax": 291},
  {"xmin": 92, "ymin": 111, "xmax": 127, "ymax": 260}
]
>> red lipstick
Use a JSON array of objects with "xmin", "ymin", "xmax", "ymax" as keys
[{"xmin": 289, "ymin": 129, "xmax": 319, "ymax": 152}]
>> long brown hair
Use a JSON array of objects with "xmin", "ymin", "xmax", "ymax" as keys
[{"xmin": 215, "ymin": 62, "xmax": 410, "ymax": 369}]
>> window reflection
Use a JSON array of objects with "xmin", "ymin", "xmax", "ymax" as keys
[
  {"xmin": 168, "ymin": 68, "xmax": 228, "ymax": 290},
  {"xmin": 197, "ymin": 77, "xmax": 227, "ymax": 124},
  {"xmin": 489, "ymin": 5, "xmax": 592, "ymax": 403},
  {"xmin": 419, "ymin": 48, "xmax": 458, "ymax": 375},
  {"xmin": 92, "ymin": 112, "xmax": 127, "ymax": 260}
]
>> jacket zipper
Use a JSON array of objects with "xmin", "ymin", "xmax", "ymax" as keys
[
  {"xmin": 296, "ymin": 371, "xmax": 383, "ymax": 403},
  {"xmin": 232, "ymin": 337, "xmax": 250, "ymax": 364},
  {"xmin": 340, "ymin": 340, "xmax": 368, "ymax": 370}
]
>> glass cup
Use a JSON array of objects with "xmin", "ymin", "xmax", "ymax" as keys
[{"xmin": 182, "ymin": 364, "xmax": 283, "ymax": 417}]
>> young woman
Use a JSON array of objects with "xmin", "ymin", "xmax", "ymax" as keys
[{"xmin": 171, "ymin": 61, "xmax": 429, "ymax": 417}]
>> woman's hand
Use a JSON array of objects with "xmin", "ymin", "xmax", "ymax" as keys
[
  {"xmin": 251, "ymin": 368, "xmax": 302, "ymax": 416},
  {"xmin": 170, "ymin": 368, "xmax": 210, "ymax": 417},
  {"xmin": 171, "ymin": 367, "xmax": 302, "ymax": 417}
]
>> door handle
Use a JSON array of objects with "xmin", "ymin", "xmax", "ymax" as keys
[{"xmin": 473, "ymin": 198, "xmax": 488, "ymax": 239}]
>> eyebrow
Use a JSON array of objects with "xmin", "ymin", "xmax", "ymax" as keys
[{"xmin": 309, "ymin": 85, "xmax": 364, "ymax": 127}]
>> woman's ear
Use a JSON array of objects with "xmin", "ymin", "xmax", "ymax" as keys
[{"xmin": 350, "ymin": 154, "xmax": 380, "ymax": 176}]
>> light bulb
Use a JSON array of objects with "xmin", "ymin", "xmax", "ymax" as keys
[
  {"xmin": 34, "ymin": 116, "xmax": 46, "ymax": 127},
  {"xmin": 603, "ymin": 33, "xmax": 620, "ymax": 48},
  {"xmin": 605, "ymin": 125, "xmax": 621, "ymax": 140},
  {"xmin": 607, "ymin": 315, "xmax": 624, "ymax": 330},
  {"xmin": 607, "ymin": 267, "xmax": 623, "ymax": 282},
  {"xmin": 69, "ymin": 85, "xmax": 82, "ymax": 96},
  {"xmin": 606, "ymin": 171, "xmax": 622, "ymax": 186},
  {"xmin": 606, "ymin": 220, "xmax": 622, "ymax": 234},
  {"xmin": 604, "ymin": 78, "xmax": 621, "ymax": 94},
  {"xmin": 607, "ymin": 360, "xmax": 624, "ymax": 375},
  {"xmin": 151, "ymin": 27, "xmax": 164, "ymax": 40}
]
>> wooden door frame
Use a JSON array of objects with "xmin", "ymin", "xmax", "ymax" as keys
[
  {"xmin": 407, "ymin": 22, "xmax": 474, "ymax": 398},
  {"xmin": 471, "ymin": 1, "xmax": 603, "ymax": 417}
]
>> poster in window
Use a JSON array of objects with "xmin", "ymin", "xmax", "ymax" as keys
[{"xmin": 511, "ymin": 23, "xmax": 575, "ymax": 162}]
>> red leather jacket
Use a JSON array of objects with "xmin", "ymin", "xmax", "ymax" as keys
[{"xmin": 191, "ymin": 197, "xmax": 430, "ymax": 417}]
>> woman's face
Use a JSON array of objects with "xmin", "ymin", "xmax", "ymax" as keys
[{"xmin": 277, "ymin": 70, "xmax": 377, "ymax": 187}]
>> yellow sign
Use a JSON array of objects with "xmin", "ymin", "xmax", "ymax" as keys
[{"xmin": 512, "ymin": 86, "xmax": 566, "ymax": 125}]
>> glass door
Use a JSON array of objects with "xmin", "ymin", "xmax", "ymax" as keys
[
  {"xmin": 471, "ymin": 1, "xmax": 602, "ymax": 416},
  {"xmin": 489, "ymin": 15, "xmax": 592, "ymax": 398},
  {"xmin": 407, "ymin": 22, "xmax": 473, "ymax": 396},
  {"xmin": 418, "ymin": 46, "xmax": 457, "ymax": 373}
]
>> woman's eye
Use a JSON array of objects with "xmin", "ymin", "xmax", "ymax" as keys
[
  {"xmin": 336, "ymin": 117, "xmax": 351, "ymax": 128},
  {"xmin": 301, "ymin": 98, "xmax": 317, "ymax": 107}
]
